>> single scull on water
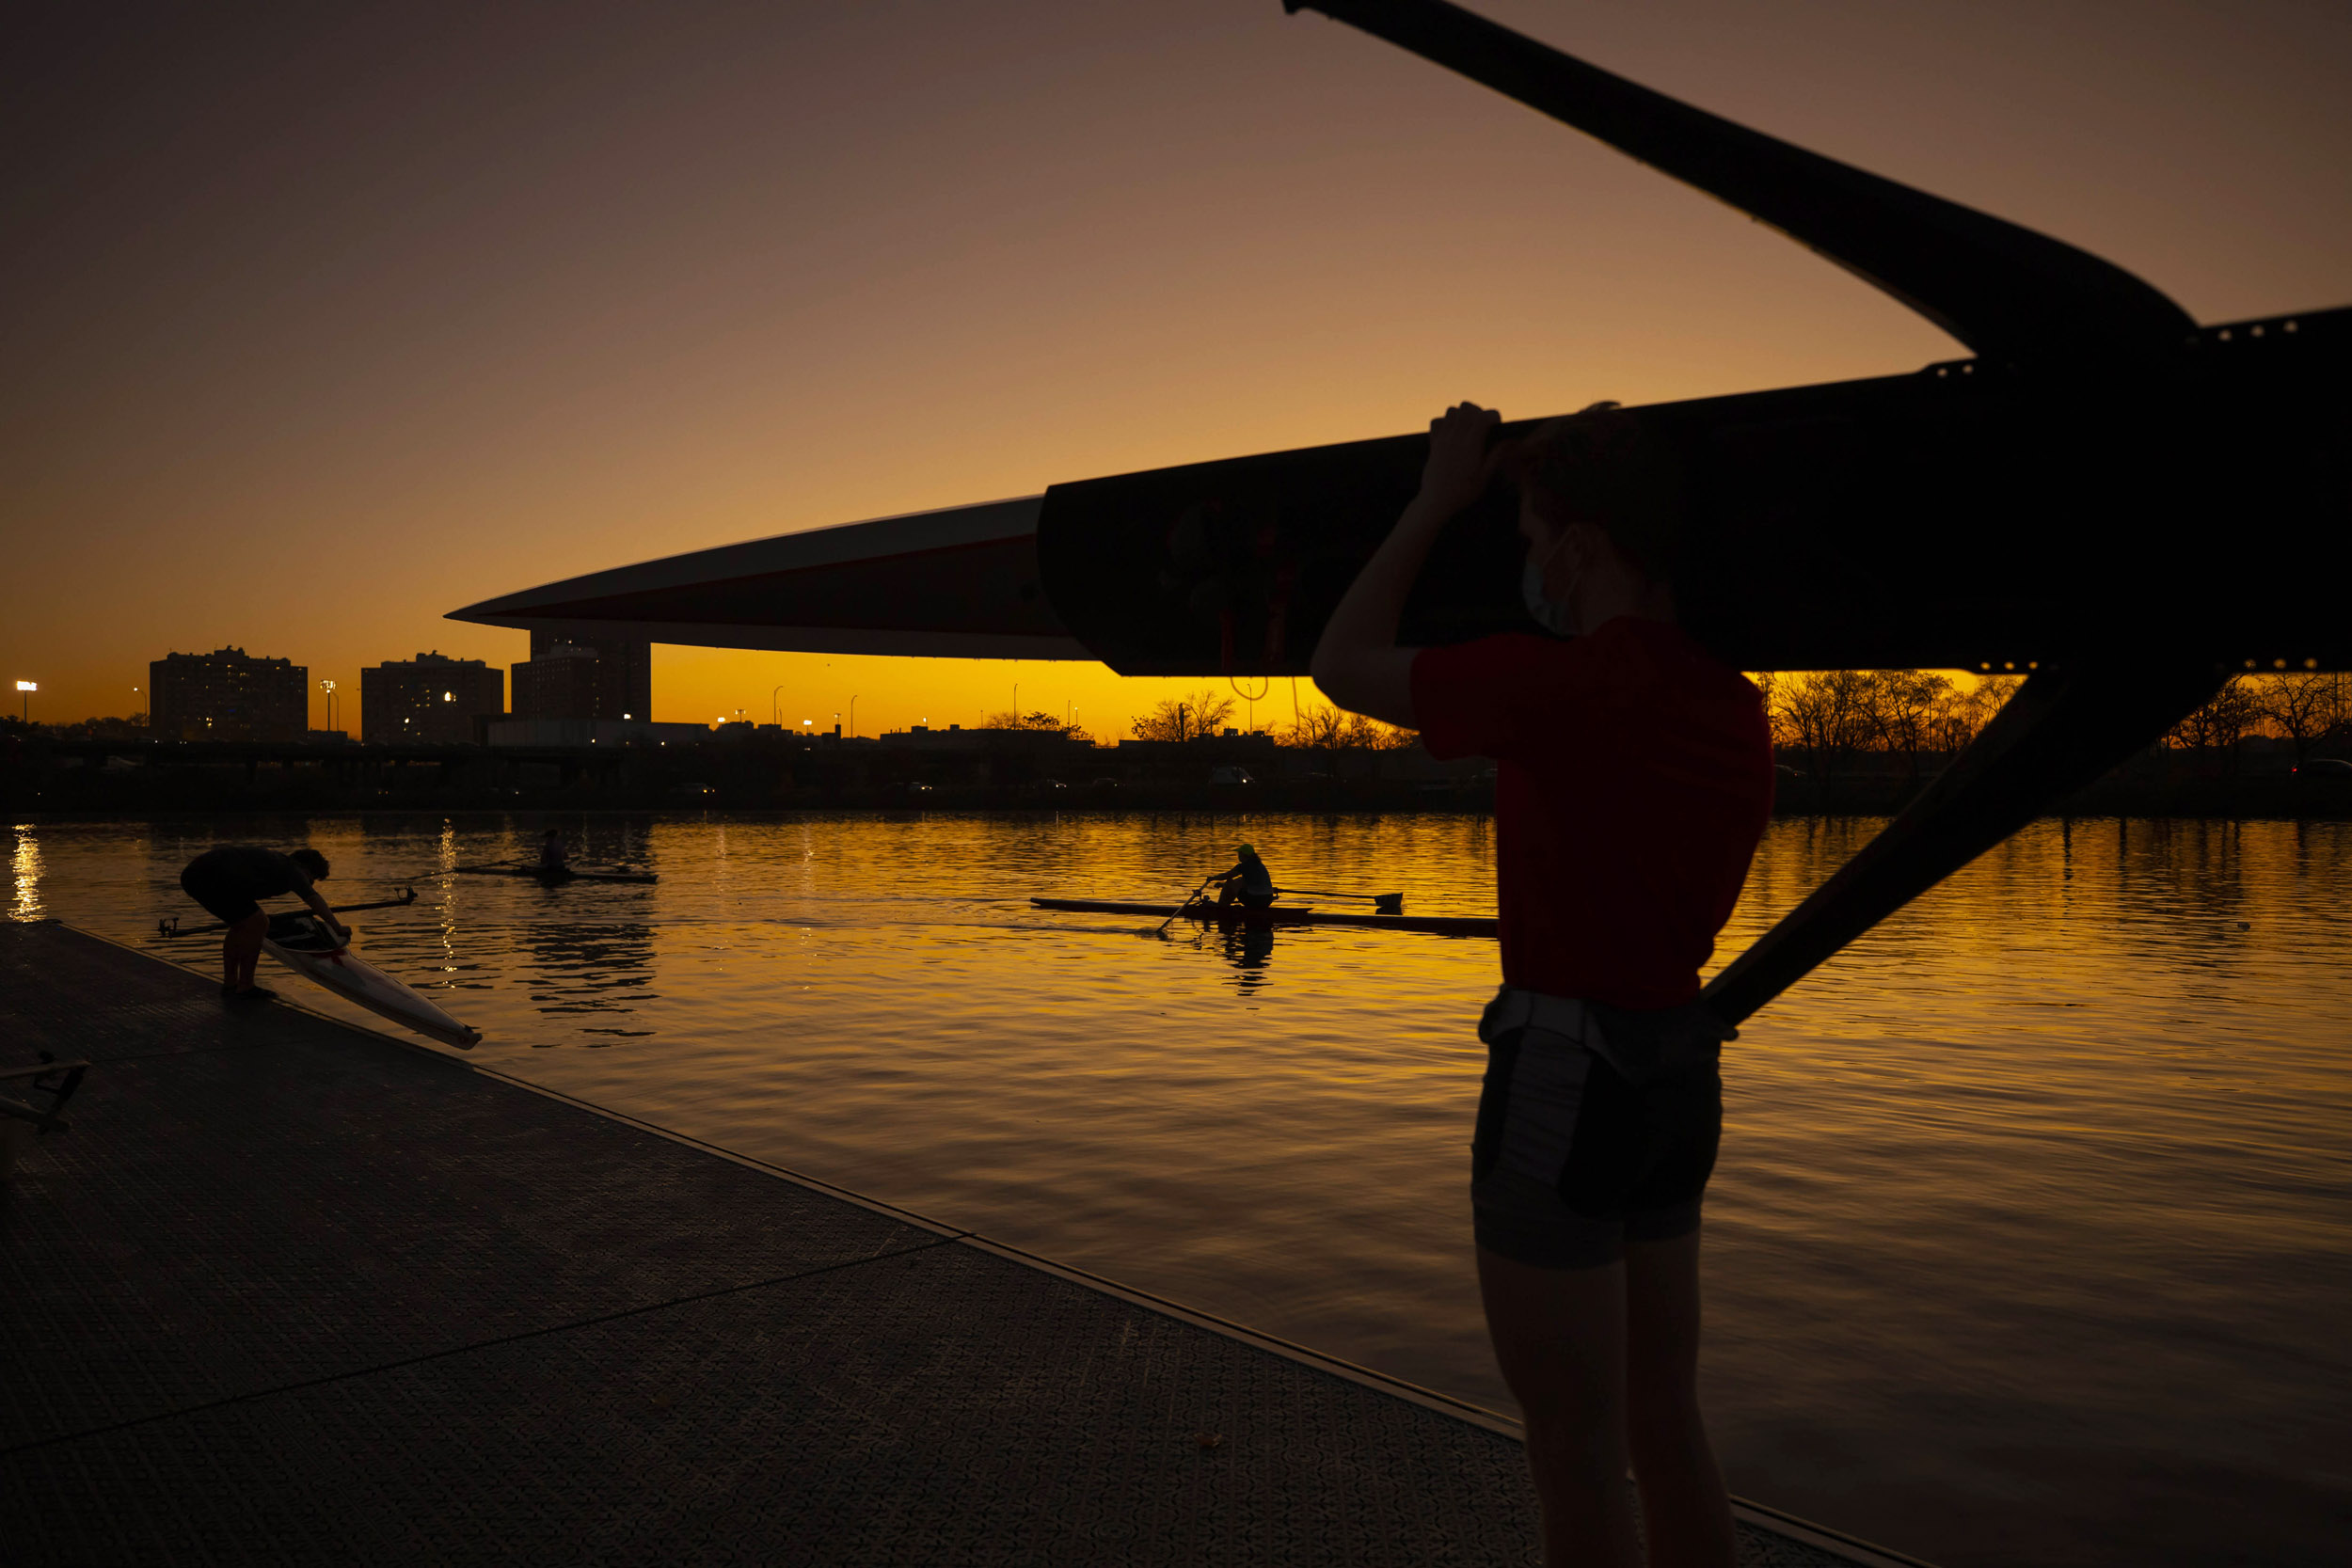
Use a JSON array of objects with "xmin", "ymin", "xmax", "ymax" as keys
[
  {"xmin": 448, "ymin": 863, "xmax": 659, "ymax": 884},
  {"xmin": 1031, "ymin": 897, "xmax": 1497, "ymax": 939}
]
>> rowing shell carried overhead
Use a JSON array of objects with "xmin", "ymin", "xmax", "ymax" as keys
[{"xmin": 1032, "ymin": 897, "xmax": 1497, "ymax": 939}]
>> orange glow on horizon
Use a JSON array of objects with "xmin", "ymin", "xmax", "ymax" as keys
[{"xmin": 5, "ymin": 3, "xmax": 2345, "ymax": 736}]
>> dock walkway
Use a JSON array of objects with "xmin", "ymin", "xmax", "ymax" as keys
[{"xmin": 2, "ymin": 919, "xmax": 1908, "ymax": 1565}]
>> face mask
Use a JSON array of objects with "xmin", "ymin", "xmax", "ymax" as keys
[{"xmin": 1522, "ymin": 536, "xmax": 1578, "ymax": 637}]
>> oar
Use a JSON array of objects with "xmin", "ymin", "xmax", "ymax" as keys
[
  {"xmin": 1153, "ymin": 873, "xmax": 1219, "ymax": 937},
  {"xmin": 1280, "ymin": 887, "xmax": 1406, "ymax": 914},
  {"xmin": 159, "ymin": 888, "xmax": 420, "ymax": 939}
]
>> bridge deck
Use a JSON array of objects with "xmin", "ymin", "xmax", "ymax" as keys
[{"xmin": 1, "ymin": 919, "xmax": 1913, "ymax": 1566}]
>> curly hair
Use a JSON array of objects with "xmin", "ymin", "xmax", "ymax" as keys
[{"xmin": 1506, "ymin": 400, "xmax": 1690, "ymax": 583}]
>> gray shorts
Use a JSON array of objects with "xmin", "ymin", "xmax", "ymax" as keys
[{"xmin": 1470, "ymin": 996, "xmax": 1724, "ymax": 1270}]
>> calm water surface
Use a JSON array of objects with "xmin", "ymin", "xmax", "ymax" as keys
[{"xmin": 12, "ymin": 812, "xmax": 2349, "ymax": 1567}]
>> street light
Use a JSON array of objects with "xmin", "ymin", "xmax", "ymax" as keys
[
  {"xmin": 318, "ymin": 678, "xmax": 337, "ymax": 732},
  {"xmin": 771, "ymin": 684, "xmax": 787, "ymax": 727},
  {"xmin": 13, "ymin": 679, "xmax": 34, "ymax": 723}
]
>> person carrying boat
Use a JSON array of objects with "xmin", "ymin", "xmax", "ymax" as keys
[
  {"xmin": 1207, "ymin": 843, "xmax": 1276, "ymax": 911},
  {"xmin": 1311, "ymin": 400, "xmax": 1772, "ymax": 1568},
  {"xmin": 178, "ymin": 846, "xmax": 347, "ymax": 1003}
]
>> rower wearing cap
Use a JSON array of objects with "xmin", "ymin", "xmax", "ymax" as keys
[{"xmin": 1209, "ymin": 843, "xmax": 1277, "ymax": 911}]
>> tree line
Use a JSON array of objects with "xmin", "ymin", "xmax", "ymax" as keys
[
  {"xmin": 987, "ymin": 670, "xmax": 2348, "ymax": 772},
  {"xmin": 1113, "ymin": 688, "xmax": 1416, "ymax": 752},
  {"xmin": 1760, "ymin": 670, "xmax": 2350, "ymax": 775},
  {"xmin": 1756, "ymin": 671, "xmax": 2018, "ymax": 778},
  {"xmin": 2160, "ymin": 673, "xmax": 2351, "ymax": 761},
  {"xmin": 983, "ymin": 690, "xmax": 1409, "ymax": 750}
]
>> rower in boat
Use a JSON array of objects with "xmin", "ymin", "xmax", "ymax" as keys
[
  {"xmin": 536, "ymin": 829, "xmax": 569, "ymax": 875},
  {"xmin": 1206, "ymin": 843, "xmax": 1276, "ymax": 913}
]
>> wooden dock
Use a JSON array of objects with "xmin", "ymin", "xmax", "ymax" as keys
[{"xmin": 0, "ymin": 918, "xmax": 1920, "ymax": 1565}]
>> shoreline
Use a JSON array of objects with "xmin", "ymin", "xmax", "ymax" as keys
[{"xmin": 14, "ymin": 731, "xmax": 2351, "ymax": 820}]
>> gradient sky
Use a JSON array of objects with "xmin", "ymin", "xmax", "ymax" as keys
[{"xmin": 6, "ymin": 1, "xmax": 2346, "ymax": 736}]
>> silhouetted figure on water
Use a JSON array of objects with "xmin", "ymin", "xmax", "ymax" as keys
[
  {"xmin": 1312, "ymin": 400, "xmax": 1773, "ymax": 1568},
  {"xmin": 1208, "ymin": 843, "xmax": 1275, "ymax": 911}
]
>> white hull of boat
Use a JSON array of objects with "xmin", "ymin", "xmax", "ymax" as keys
[{"xmin": 263, "ymin": 923, "xmax": 483, "ymax": 1050}]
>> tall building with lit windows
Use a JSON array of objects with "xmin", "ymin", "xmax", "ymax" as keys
[
  {"xmin": 511, "ymin": 631, "xmax": 652, "ymax": 721},
  {"xmin": 149, "ymin": 648, "xmax": 308, "ymax": 741},
  {"xmin": 359, "ymin": 652, "xmax": 504, "ymax": 745}
]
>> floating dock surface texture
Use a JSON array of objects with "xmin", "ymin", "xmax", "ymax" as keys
[{"xmin": 1, "ymin": 919, "xmax": 1912, "ymax": 1566}]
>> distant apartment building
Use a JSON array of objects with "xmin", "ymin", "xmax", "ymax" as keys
[
  {"xmin": 359, "ymin": 652, "xmax": 505, "ymax": 746},
  {"xmin": 510, "ymin": 641, "xmax": 599, "ymax": 721},
  {"xmin": 149, "ymin": 648, "xmax": 308, "ymax": 741},
  {"xmin": 512, "ymin": 631, "xmax": 652, "ymax": 722}
]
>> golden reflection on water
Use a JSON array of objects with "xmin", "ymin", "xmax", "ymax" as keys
[
  {"xmin": 16, "ymin": 811, "xmax": 2351, "ymax": 1567},
  {"xmin": 10, "ymin": 823, "xmax": 40, "ymax": 920}
]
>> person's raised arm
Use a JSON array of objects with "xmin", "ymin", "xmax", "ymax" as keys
[
  {"xmin": 1309, "ymin": 403, "xmax": 1501, "ymax": 728},
  {"xmin": 298, "ymin": 880, "xmax": 350, "ymax": 942}
]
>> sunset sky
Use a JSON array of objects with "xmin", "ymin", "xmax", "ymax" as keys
[{"xmin": 6, "ymin": 1, "xmax": 2346, "ymax": 737}]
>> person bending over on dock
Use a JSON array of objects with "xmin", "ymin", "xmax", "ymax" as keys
[
  {"xmin": 1311, "ymin": 401, "xmax": 1772, "ymax": 1568},
  {"xmin": 178, "ymin": 846, "xmax": 347, "ymax": 1003},
  {"xmin": 1208, "ymin": 843, "xmax": 1276, "ymax": 910}
]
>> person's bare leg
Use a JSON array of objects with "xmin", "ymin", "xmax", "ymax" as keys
[
  {"xmin": 224, "ymin": 911, "xmax": 267, "ymax": 992},
  {"xmin": 1624, "ymin": 1228, "xmax": 1736, "ymax": 1568},
  {"xmin": 1477, "ymin": 1245, "xmax": 1641, "ymax": 1567}
]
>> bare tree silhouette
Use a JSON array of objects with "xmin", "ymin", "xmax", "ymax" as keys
[
  {"xmin": 2251, "ymin": 673, "xmax": 2350, "ymax": 762},
  {"xmin": 1130, "ymin": 689, "xmax": 1235, "ymax": 743}
]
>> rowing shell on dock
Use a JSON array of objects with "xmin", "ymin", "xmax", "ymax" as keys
[
  {"xmin": 1031, "ymin": 897, "xmax": 1497, "ymax": 939},
  {"xmin": 262, "ymin": 912, "xmax": 483, "ymax": 1049}
]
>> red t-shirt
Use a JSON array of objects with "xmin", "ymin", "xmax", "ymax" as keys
[{"xmin": 1412, "ymin": 619, "xmax": 1773, "ymax": 1009}]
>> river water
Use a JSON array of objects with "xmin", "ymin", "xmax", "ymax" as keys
[{"xmin": 10, "ymin": 811, "xmax": 2347, "ymax": 1567}]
